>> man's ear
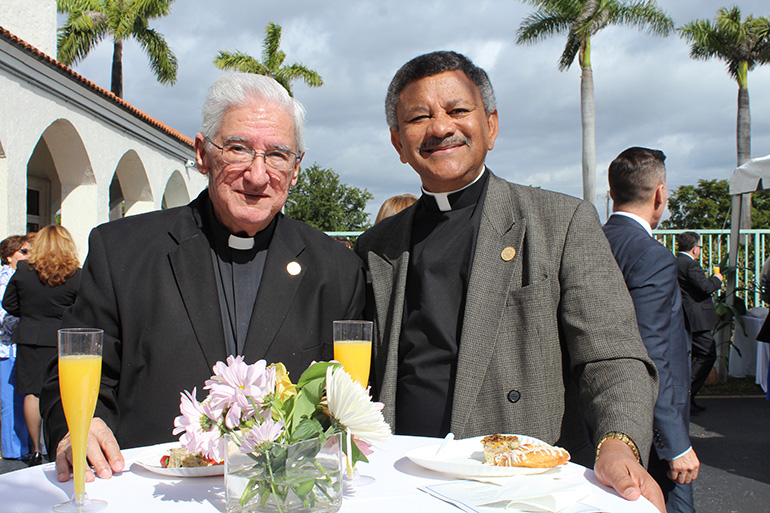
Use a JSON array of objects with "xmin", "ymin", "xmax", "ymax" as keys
[
  {"xmin": 290, "ymin": 153, "xmax": 303, "ymax": 187},
  {"xmin": 486, "ymin": 110, "xmax": 499, "ymax": 151},
  {"xmin": 654, "ymin": 183, "xmax": 666, "ymax": 209},
  {"xmin": 194, "ymin": 134, "xmax": 209, "ymax": 175},
  {"xmin": 390, "ymin": 129, "xmax": 408, "ymax": 164}
]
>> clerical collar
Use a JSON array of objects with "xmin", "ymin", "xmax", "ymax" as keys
[
  {"xmin": 202, "ymin": 195, "xmax": 276, "ymax": 254},
  {"xmin": 420, "ymin": 168, "xmax": 488, "ymax": 212},
  {"xmin": 228, "ymin": 234, "xmax": 255, "ymax": 250}
]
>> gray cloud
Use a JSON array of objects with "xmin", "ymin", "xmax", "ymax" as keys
[{"xmin": 64, "ymin": 0, "xmax": 770, "ymax": 219}]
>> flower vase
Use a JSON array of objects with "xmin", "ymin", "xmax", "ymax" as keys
[{"xmin": 225, "ymin": 433, "xmax": 343, "ymax": 513}]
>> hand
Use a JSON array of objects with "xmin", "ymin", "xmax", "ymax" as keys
[
  {"xmin": 668, "ymin": 448, "xmax": 700, "ymax": 484},
  {"xmin": 595, "ymin": 438, "xmax": 666, "ymax": 513},
  {"xmin": 55, "ymin": 417, "xmax": 124, "ymax": 483},
  {"xmin": 715, "ymin": 272, "xmax": 724, "ymax": 282}
]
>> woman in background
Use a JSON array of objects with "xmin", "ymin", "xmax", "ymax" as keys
[
  {"xmin": 2, "ymin": 226, "xmax": 80, "ymax": 466},
  {"xmin": 374, "ymin": 194, "xmax": 418, "ymax": 224},
  {"xmin": 0, "ymin": 234, "xmax": 33, "ymax": 460}
]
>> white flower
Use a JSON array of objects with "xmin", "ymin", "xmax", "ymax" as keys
[{"xmin": 325, "ymin": 366, "xmax": 391, "ymax": 445}]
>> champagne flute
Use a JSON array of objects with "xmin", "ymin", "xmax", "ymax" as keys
[
  {"xmin": 333, "ymin": 320, "xmax": 373, "ymax": 387},
  {"xmin": 53, "ymin": 329, "xmax": 107, "ymax": 513},
  {"xmin": 332, "ymin": 320, "xmax": 375, "ymax": 488}
]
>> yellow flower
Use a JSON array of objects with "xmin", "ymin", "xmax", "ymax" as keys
[{"xmin": 271, "ymin": 362, "xmax": 297, "ymax": 401}]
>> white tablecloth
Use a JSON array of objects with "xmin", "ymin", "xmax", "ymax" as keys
[{"xmin": 0, "ymin": 435, "xmax": 657, "ymax": 513}]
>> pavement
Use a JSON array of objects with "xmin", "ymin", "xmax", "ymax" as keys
[{"xmin": 1, "ymin": 396, "xmax": 768, "ymax": 511}]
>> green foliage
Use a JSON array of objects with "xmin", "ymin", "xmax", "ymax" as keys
[
  {"xmin": 214, "ymin": 22, "xmax": 323, "ymax": 97},
  {"xmin": 57, "ymin": 0, "xmax": 178, "ymax": 98},
  {"xmin": 285, "ymin": 163, "xmax": 372, "ymax": 231},
  {"xmin": 663, "ymin": 179, "xmax": 770, "ymax": 229},
  {"xmin": 516, "ymin": 0, "xmax": 674, "ymax": 70},
  {"xmin": 678, "ymin": 7, "xmax": 770, "ymax": 87}
]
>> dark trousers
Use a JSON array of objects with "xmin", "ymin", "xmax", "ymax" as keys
[
  {"xmin": 648, "ymin": 449, "xmax": 695, "ymax": 513},
  {"xmin": 691, "ymin": 329, "xmax": 716, "ymax": 399}
]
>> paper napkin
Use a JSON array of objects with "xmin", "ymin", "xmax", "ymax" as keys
[{"xmin": 420, "ymin": 471, "xmax": 591, "ymax": 513}]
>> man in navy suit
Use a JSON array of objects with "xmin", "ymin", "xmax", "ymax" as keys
[
  {"xmin": 41, "ymin": 73, "xmax": 365, "ymax": 483},
  {"xmin": 603, "ymin": 147, "xmax": 699, "ymax": 513},
  {"xmin": 676, "ymin": 231, "xmax": 723, "ymax": 411}
]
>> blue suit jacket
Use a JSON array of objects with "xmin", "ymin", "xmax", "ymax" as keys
[{"xmin": 603, "ymin": 214, "xmax": 691, "ymax": 461}]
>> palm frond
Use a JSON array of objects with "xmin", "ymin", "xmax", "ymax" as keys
[
  {"xmin": 516, "ymin": 9, "xmax": 573, "ymax": 44},
  {"xmin": 275, "ymin": 63, "xmax": 324, "ymax": 88},
  {"xmin": 134, "ymin": 27, "xmax": 177, "ymax": 85},
  {"xmin": 558, "ymin": 31, "xmax": 582, "ymax": 71},
  {"xmin": 213, "ymin": 51, "xmax": 269, "ymax": 75},
  {"xmin": 612, "ymin": 0, "xmax": 674, "ymax": 37},
  {"xmin": 262, "ymin": 22, "xmax": 282, "ymax": 69}
]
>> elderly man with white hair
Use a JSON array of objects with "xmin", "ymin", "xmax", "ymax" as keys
[{"xmin": 40, "ymin": 73, "xmax": 365, "ymax": 483}]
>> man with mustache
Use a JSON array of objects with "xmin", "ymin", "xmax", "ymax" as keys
[{"xmin": 355, "ymin": 51, "xmax": 665, "ymax": 511}]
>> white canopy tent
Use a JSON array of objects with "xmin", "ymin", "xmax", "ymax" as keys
[
  {"xmin": 728, "ymin": 154, "xmax": 770, "ymax": 278},
  {"xmin": 725, "ymin": 155, "xmax": 770, "ymax": 375}
]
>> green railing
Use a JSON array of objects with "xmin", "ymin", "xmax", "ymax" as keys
[
  {"xmin": 654, "ymin": 229, "xmax": 770, "ymax": 310},
  {"xmin": 331, "ymin": 228, "xmax": 770, "ymax": 310}
]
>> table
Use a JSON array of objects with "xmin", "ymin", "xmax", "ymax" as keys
[{"xmin": 0, "ymin": 436, "xmax": 657, "ymax": 513}]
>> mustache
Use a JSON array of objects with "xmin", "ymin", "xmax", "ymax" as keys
[{"xmin": 418, "ymin": 136, "xmax": 470, "ymax": 153}]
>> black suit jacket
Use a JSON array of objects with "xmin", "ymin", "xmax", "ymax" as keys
[
  {"xmin": 676, "ymin": 253, "xmax": 721, "ymax": 333},
  {"xmin": 41, "ymin": 191, "xmax": 366, "ymax": 451},
  {"xmin": 2, "ymin": 261, "xmax": 81, "ymax": 347},
  {"xmin": 603, "ymin": 215, "xmax": 692, "ymax": 461}
]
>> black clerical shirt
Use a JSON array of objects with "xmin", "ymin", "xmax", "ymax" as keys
[
  {"xmin": 396, "ymin": 169, "xmax": 489, "ymax": 437},
  {"xmin": 201, "ymin": 200, "xmax": 275, "ymax": 356}
]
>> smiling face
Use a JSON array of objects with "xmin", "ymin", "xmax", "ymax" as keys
[
  {"xmin": 195, "ymin": 100, "xmax": 302, "ymax": 236},
  {"xmin": 390, "ymin": 70, "xmax": 499, "ymax": 193}
]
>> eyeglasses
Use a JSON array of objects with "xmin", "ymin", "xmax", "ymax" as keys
[{"xmin": 206, "ymin": 137, "xmax": 300, "ymax": 172}]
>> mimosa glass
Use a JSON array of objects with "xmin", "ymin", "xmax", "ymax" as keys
[
  {"xmin": 333, "ymin": 320, "xmax": 373, "ymax": 387},
  {"xmin": 332, "ymin": 320, "xmax": 374, "ymax": 488},
  {"xmin": 52, "ymin": 328, "xmax": 107, "ymax": 513}
]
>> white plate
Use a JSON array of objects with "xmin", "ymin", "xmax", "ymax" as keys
[
  {"xmin": 405, "ymin": 435, "xmax": 559, "ymax": 478},
  {"xmin": 133, "ymin": 442, "xmax": 224, "ymax": 478}
]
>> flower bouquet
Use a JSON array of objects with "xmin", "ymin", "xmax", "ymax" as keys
[{"xmin": 173, "ymin": 356, "xmax": 391, "ymax": 513}]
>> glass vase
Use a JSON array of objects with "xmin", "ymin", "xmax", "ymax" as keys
[{"xmin": 225, "ymin": 433, "xmax": 343, "ymax": 513}]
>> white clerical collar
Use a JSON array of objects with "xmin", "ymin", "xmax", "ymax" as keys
[
  {"xmin": 228, "ymin": 234, "xmax": 255, "ymax": 250},
  {"xmin": 421, "ymin": 168, "xmax": 486, "ymax": 212},
  {"xmin": 611, "ymin": 211, "xmax": 653, "ymax": 236}
]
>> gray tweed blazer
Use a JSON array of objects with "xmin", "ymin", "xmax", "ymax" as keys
[{"xmin": 355, "ymin": 171, "xmax": 658, "ymax": 466}]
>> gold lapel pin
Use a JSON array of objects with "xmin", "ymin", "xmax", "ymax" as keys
[
  {"xmin": 287, "ymin": 261, "xmax": 302, "ymax": 276},
  {"xmin": 501, "ymin": 247, "xmax": 516, "ymax": 261}
]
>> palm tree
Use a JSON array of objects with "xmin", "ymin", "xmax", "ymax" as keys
[
  {"xmin": 679, "ymin": 7, "xmax": 770, "ymax": 169},
  {"xmin": 214, "ymin": 22, "xmax": 323, "ymax": 97},
  {"xmin": 516, "ymin": 0, "xmax": 673, "ymax": 204},
  {"xmin": 57, "ymin": 0, "xmax": 178, "ymax": 99}
]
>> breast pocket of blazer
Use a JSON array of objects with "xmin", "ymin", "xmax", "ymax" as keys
[{"xmin": 504, "ymin": 275, "xmax": 553, "ymax": 309}]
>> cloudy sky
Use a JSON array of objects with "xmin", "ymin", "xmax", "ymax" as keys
[{"xmin": 61, "ymin": 0, "xmax": 770, "ymax": 221}]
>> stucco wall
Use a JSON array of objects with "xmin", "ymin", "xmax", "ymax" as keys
[{"xmin": 0, "ymin": 0, "xmax": 56, "ymax": 57}]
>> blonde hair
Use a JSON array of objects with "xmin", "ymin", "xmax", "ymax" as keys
[
  {"xmin": 375, "ymin": 194, "xmax": 418, "ymax": 224},
  {"xmin": 27, "ymin": 225, "xmax": 79, "ymax": 287}
]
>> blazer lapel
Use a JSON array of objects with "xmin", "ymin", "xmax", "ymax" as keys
[
  {"xmin": 243, "ymin": 216, "xmax": 305, "ymax": 361},
  {"xmin": 452, "ymin": 173, "xmax": 526, "ymax": 434},
  {"xmin": 167, "ymin": 205, "xmax": 227, "ymax": 372},
  {"xmin": 364, "ymin": 206, "xmax": 415, "ymax": 419}
]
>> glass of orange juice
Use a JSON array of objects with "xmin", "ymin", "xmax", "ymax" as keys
[
  {"xmin": 713, "ymin": 266, "xmax": 721, "ymax": 275},
  {"xmin": 53, "ymin": 329, "xmax": 107, "ymax": 513},
  {"xmin": 333, "ymin": 320, "xmax": 373, "ymax": 387}
]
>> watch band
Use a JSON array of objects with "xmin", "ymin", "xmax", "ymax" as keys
[{"xmin": 596, "ymin": 431, "xmax": 642, "ymax": 463}]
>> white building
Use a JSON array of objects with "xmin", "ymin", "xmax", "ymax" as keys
[{"xmin": 0, "ymin": 0, "xmax": 206, "ymax": 259}]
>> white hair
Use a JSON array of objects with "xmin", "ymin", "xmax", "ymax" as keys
[{"xmin": 199, "ymin": 72, "xmax": 306, "ymax": 153}]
